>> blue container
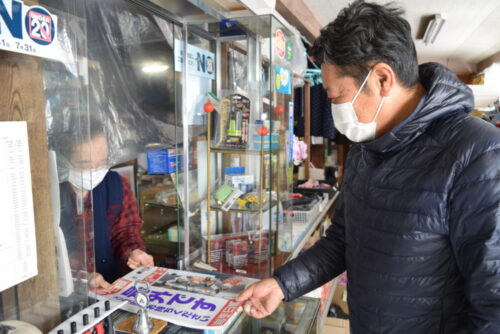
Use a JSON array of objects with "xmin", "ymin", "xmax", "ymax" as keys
[{"xmin": 146, "ymin": 145, "xmax": 181, "ymax": 174}]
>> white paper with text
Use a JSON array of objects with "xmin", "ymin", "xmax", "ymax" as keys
[{"xmin": 0, "ymin": 121, "xmax": 37, "ymax": 292}]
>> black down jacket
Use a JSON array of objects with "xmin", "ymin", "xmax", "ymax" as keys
[{"xmin": 274, "ymin": 63, "xmax": 500, "ymax": 333}]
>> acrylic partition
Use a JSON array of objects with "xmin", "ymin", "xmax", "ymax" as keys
[
  {"xmin": 178, "ymin": 15, "xmax": 295, "ymax": 279},
  {"xmin": 0, "ymin": 0, "xmax": 90, "ymax": 331},
  {"xmin": 83, "ymin": 0, "xmax": 182, "ymax": 271},
  {"xmin": 0, "ymin": 0, "xmax": 181, "ymax": 331}
]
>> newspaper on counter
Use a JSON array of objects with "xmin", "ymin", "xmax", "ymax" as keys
[{"xmin": 92, "ymin": 266, "xmax": 258, "ymax": 330}]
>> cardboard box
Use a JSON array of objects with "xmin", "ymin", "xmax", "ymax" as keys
[
  {"xmin": 146, "ymin": 145, "xmax": 183, "ymax": 174},
  {"xmin": 322, "ymin": 317, "xmax": 350, "ymax": 334},
  {"xmin": 333, "ymin": 284, "xmax": 349, "ymax": 315}
]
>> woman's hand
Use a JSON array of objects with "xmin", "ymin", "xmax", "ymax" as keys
[
  {"xmin": 88, "ymin": 272, "xmax": 111, "ymax": 290},
  {"xmin": 127, "ymin": 249, "xmax": 154, "ymax": 269}
]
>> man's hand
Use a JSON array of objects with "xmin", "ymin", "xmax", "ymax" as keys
[
  {"xmin": 127, "ymin": 249, "xmax": 154, "ymax": 269},
  {"xmin": 88, "ymin": 272, "xmax": 111, "ymax": 290},
  {"xmin": 236, "ymin": 278, "xmax": 285, "ymax": 319}
]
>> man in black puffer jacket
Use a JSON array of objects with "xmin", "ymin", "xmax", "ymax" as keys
[{"xmin": 237, "ymin": 1, "xmax": 500, "ymax": 333}]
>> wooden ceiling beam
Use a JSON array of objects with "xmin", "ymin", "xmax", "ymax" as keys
[
  {"xmin": 477, "ymin": 51, "xmax": 500, "ymax": 73},
  {"xmin": 276, "ymin": 0, "xmax": 323, "ymax": 43}
]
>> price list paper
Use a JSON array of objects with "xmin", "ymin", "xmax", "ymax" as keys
[{"xmin": 0, "ymin": 121, "xmax": 37, "ymax": 292}]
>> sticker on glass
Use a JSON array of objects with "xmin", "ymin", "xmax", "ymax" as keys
[{"xmin": 275, "ymin": 29, "xmax": 286, "ymax": 59}]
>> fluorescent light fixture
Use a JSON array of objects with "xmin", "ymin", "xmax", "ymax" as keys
[
  {"xmin": 142, "ymin": 64, "xmax": 169, "ymax": 73},
  {"xmin": 422, "ymin": 14, "xmax": 445, "ymax": 45}
]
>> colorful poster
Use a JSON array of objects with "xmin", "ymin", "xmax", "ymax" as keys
[
  {"xmin": 93, "ymin": 267, "xmax": 256, "ymax": 330},
  {"xmin": 0, "ymin": 0, "xmax": 66, "ymax": 61},
  {"xmin": 174, "ymin": 39, "xmax": 215, "ymax": 80},
  {"xmin": 275, "ymin": 65, "xmax": 291, "ymax": 95},
  {"xmin": 149, "ymin": 268, "xmax": 253, "ymax": 299}
]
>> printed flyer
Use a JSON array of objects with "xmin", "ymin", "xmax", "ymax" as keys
[
  {"xmin": 93, "ymin": 267, "xmax": 257, "ymax": 330},
  {"xmin": 146, "ymin": 267, "xmax": 257, "ymax": 300}
]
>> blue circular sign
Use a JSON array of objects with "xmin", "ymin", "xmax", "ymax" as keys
[{"xmin": 25, "ymin": 7, "xmax": 55, "ymax": 45}]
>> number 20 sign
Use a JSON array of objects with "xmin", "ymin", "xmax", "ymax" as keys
[
  {"xmin": 0, "ymin": 0, "xmax": 64, "ymax": 61},
  {"xmin": 27, "ymin": 6, "xmax": 54, "ymax": 44}
]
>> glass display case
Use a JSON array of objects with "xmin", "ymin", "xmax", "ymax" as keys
[
  {"xmin": 177, "ymin": 15, "xmax": 297, "ymax": 278},
  {"xmin": 110, "ymin": 295, "xmax": 319, "ymax": 334}
]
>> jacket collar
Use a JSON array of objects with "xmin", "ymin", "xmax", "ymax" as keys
[{"xmin": 361, "ymin": 62, "xmax": 474, "ymax": 153}]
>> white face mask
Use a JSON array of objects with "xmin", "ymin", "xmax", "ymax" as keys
[
  {"xmin": 331, "ymin": 70, "xmax": 385, "ymax": 142},
  {"xmin": 68, "ymin": 168, "xmax": 108, "ymax": 191}
]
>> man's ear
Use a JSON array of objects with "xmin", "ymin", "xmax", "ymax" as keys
[{"xmin": 372, "ymin": 63, "xmax": 394, "ymax": 97}]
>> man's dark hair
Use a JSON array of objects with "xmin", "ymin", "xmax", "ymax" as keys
[{"xmin": 311, "ymin": 0, "xmax": 419, "ymax": 88}]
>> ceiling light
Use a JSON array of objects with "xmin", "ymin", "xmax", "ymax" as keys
[
  {"xmin": 142, "ymin": 64, "xmax": 169, "ymax": 73},
  {"xmin": 422, "ymin": 14, "xmax": 445, "ymax": 45}
]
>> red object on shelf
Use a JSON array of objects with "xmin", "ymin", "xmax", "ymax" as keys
[
  {"xmin": 258, "ymin": 125, "xmax": 269, "ymax": 136},
  {"xmin": 275, "ymin": 105, "xmax": 285, "ymax": 115},
  {"xmin": 204, "ymin": 102, "xmax": 215, "ymax": 113}
]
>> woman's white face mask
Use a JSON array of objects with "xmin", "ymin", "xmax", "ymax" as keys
[
  {"xmin": 68, "ymin": 168, "xmax": 108, "ymax": 191},
  {"xmin": 331, "ymin": 70, "xmax": 385, "ymax": 142}
]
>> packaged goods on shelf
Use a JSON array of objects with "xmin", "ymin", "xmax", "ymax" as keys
[
  {"xmin": 212, "ymin": 93, "xmax": 251, "ymax": 149},
  {"xmin": 248, "ymin": 237, "xmax": 269, "ymax": 264},
  {"xmin": 202, "ymin": 231, "xmax": 271, "ymax": 265},
  {"xmin": 283, "ymin": 194, "xmax": 323, "ymax": 224},
  {"xmin": 146, "ymin": 144, "xmax": 183, "ymax": 174},
  {"xmin": 226, "ymin": 239, "xmax": 249, "ymax": 268}
]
